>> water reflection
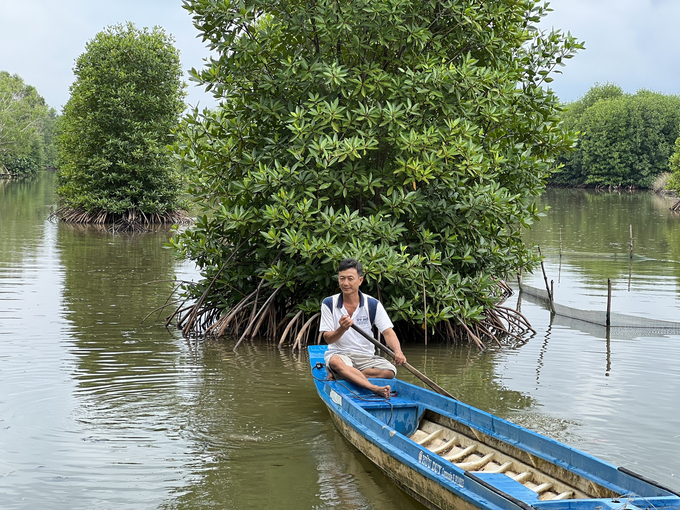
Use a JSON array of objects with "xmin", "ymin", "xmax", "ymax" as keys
[
  {"xmin": 155, "ymin": 343, "xmax": 426, "ymax": 510},
  {"xmin": 535, "ymin": 322, "xmax": 552, "ymax": 388},
  {"xmin": 1, "ymin": 173, "xmax": 77, "ymax": 507},
  {"xmin": 499, "ymin": 296, "xmax": 680, "ymax": 489},
  {"xmin": 0, "ymin": 174, "xmax": 55, "ymax": 267},
  {"xmin": 518, "ymin": 189, "xmax": 680, "ymax": 490},
  {"xmin": 57, "ymin": 223, "xmax": 183, "ymax": 393},
  {"xmin": 3, "ymin": 175, "xmax": 679, "ymax": 507},
  {"xmin": 400, "ymin": 344, "xmax": 536, "ymax": 418},
  {"xmin": 54, "ymin": 221, "xmax": 204, "ymax": 507},
  {"xmin": 522, "ymin": 189, "xmax": 680, "ymax": 321}
]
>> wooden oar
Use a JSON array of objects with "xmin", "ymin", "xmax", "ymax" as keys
[{"xmin": 350, "ymin": 324, "xmax": 458, "ymax": 401}]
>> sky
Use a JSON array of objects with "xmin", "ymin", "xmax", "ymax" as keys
[
  {"xmin": 540, "ymin": 0, "xmax": 680, "ymax": 102},
  {"xmin": 1, "ymin": 0, "xmax": 680, "ymax": 111},
  {"xmin": 0, "ymin": 0, "xmax": 216, "ymax": 111}
]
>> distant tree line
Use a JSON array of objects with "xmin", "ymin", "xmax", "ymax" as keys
[
  {"xmin": 0, "ymin": 71, "xmax": 57, "ymax": 176},
  {"xmin": 551, "ymin": 83, "xmax": 680, "ymax": 189},
  {"xmin": 670, "ymin": 138, "xmax": 680, "ymax": 193}
]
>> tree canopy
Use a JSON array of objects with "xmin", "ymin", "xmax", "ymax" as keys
[
  {"xmin": 55, "ymin": 23, "xmax": 187, "ymax": 226},
  {"xmin": 172, "ymin": 0, "xmax": 582, "ymax": 344},
  {"xmin": 551, "ymin": 84, "xmax": 680, "ymax": 188},
  {"xmin": 0, "ymin": 71, "xmax": 56, "ymax": 176}
]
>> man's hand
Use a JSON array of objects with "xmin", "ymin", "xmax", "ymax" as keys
[
  {"xmin": 338, "ymin": 314, "xmax": 353, "ymax": 331},
  {"xmin": 382, "ymin": 328, "xmax": 406, "ymax": 365},
  {"xmin": 393, "ymin": 351, "xmax": 407, "ymax": 365},
  {"xmin": 323, "ymin": 315, "xmax": 353, "ymax": 345}
]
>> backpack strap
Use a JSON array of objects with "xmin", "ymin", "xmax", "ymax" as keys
[{"xmin": 367, "ymin": 296, "xmax": 378, "ymax": 328}]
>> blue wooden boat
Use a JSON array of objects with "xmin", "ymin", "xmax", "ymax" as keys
[{"xmin": 309, "ymin": 345, "xmax": 680, "ymax": 510}]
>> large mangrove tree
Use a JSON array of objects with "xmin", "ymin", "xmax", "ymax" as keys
[
  {"xmin": 171, "ymin": 0, "xmax": 582, "ymax": 346},
  {"xmin": 55, "ymin": 23, "xmax": 187, "ymax": 229}
]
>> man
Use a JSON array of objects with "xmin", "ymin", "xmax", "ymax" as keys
[{"xmin": 319, "ymin": 258, "xmax": 407, "ymax": 398}]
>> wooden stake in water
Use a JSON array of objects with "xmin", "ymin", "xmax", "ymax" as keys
[
  {"xmin": 606, "ymin": 278, "xmax": 612, "ymax": 327},
  {"xmin": 537, "ymin": 246, "xmax": 554, "ymax": 309},
  {"xmin": 559, "ymin": 227, "xmax": 562, "ymax": 258},
  {"xmin": 629, "ymin": 224, "xmax": 633, "ymax": 259}
]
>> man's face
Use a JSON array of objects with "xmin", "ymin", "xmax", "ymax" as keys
[{"xmin": 338, "ymin": 268, "xmax": 363, "ymax": 294}]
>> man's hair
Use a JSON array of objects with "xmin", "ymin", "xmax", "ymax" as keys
[{"xmin": 338, "ymin": 258, "xmax": 363, "ymax": 277}]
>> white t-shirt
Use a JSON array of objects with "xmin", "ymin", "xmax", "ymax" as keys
[{"xmin": 319, "ymin": 291, "xmax": 394, "ymax": 357}]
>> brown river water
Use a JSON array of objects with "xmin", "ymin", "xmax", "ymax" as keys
[{"xmin": 1, "ymin": 174, "xmax": 678, "ymax": 509}]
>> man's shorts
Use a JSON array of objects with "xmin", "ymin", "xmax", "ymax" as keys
[{"xmin": 324, "ymin": 351, "xmax": 396, "ymax": 376}]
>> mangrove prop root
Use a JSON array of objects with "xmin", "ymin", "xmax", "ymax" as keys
[
  {"xmin": 207, "ymin": 292, "xmax": 256, "ymax": 337},
  {"xmin": 249, "ymin": 294, "xmax": 277, "ymax": 339},
  {"xmin": 292, "ymin": 313, "xmax": 320, "ymax": 352},
  {"xmin": 278, "ymin": 310, "xmax": 305, "ymax": 347},
  {"xmin": 170, "ymin": 296, "xmax": 534, "ymax": 350},
  {"xmin": 51, "ymin": 206, "xmax": 190, "ymax": 232},
  {"xmin": 182, "ymin": 240, "xmax": 248, "ymax": 337},
  {"xmin": 233, "ymin": 287, "xmax": 282, "ymax": 351}
]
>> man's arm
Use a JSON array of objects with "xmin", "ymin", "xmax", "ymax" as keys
[
  {"xmin": 323, "ymin": 314, "xmax": 353, "ymax": 344},
  {"xmin": 382, "ymin": 327, "xmax": 406, "ymax": 365}
]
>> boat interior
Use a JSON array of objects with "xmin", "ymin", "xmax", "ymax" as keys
[
  {"xmin": 410, "ymin": 410, "xmax": 621, "ymax": 503},
  {"xmin": 358, "ymin": 396, "xmax": 623, "ymax": 504}
]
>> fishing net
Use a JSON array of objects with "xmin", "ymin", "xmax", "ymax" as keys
[{"xmin": 517, "ymin": 282, "xmax": 680, "ymax": 335}]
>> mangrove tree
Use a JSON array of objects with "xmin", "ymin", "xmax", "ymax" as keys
[
  {"xmin": 552, "ymin": 84, "xmax": 680, "ymax": 188},
  {"xmin": 55, "ymin": 23, "xmax": 187, "ymax": 229},
  {"xmin": 171, "ymin": 0, "xmax": 582, "ymax": 346}
]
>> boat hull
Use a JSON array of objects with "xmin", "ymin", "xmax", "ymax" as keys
[
  {"xmin": 327, "ymin": 407, "xmax": 480, "ymax": 510},
  {"xmin": 309, "ymin": 345, "xmax": 680, "ymax": 510}
]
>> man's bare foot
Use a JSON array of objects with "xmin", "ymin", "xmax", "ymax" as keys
[{"xmin": 371, "ymin": 385, "xmax": 391, "ymax": 399}]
